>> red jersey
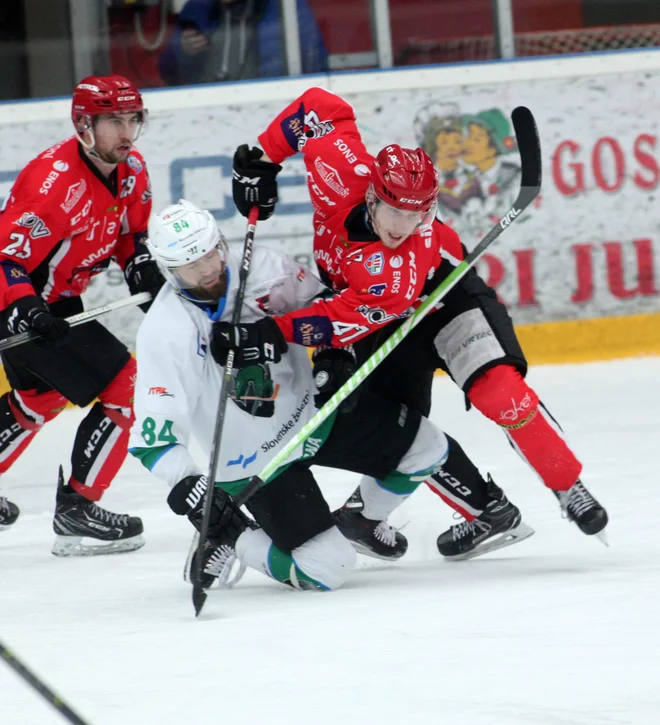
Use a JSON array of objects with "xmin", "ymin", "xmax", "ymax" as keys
[
  {"xmin": 0, "ymin": 136, "xmax": 152, "ymax": 309},
  {"xmin": 258, "ymin": 87, "xmax": 465, "ymax": 347}
]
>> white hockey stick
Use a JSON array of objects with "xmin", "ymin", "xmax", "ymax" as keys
[{"xmin": 0, "ymin": 292, "xmax": 151, "ymax": 352}]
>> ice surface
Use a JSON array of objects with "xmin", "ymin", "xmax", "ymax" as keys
[{"xmin": 2, "ymin": 357, "xmax": 659, "ymax": 725}]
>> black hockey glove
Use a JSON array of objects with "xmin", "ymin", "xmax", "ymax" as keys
[
  {"xmin": 232, "ymin": 144, "xmax": 282, "ymax": 221},
  {"xmin": 124, "ymin": 252, "xmax": 165, "ymax": 312},
  {"xmin": 211, "ymin": 317, "xmax": 288, "ymax": 368},
  {"xmin": 312, "ymin": 346, "xmax": 359, "ymax": 414},
  {"xmin": 5, "ymin": 296, "xmax": 70, "ymax": 349},
  {"xmin": 167, "ymin": 474, "xmax": 249, "ymax": 544}
]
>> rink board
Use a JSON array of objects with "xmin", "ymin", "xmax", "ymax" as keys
[
  {"xmin": 1, "ymin": 49, "xmax": 660, "ymax": 382},
  {"xmin": 0, "ymin": 310, "xmax": 658, "ymax": 397}
]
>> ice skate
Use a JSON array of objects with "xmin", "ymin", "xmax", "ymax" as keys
[
  {"xmin": 183, "ymin": 533, "xmax": 246, "ymax": 590},
  {"xmin": 51, "ymin": 466, "xmax": 145, "ymax": 556},
  {"xmin": 333, "ymin": 487, "xmax": 408, "ymax": 561},
  {"xmin": 555, "ymin": 480, "xmax": 608, "ymax": 544},
  {"xmin": 183, "ymin": 492, "xmax": 251, "ymax": 590},
  {"xmin": 437, "ymin": 476, "xmax": 534, "ymax": 561},
  {"xmin": 0, "ymin": 496, "xmax": 19, "ymax": 531}
]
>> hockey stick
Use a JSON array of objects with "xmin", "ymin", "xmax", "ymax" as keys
[
  {"xmin": 232, "ymin": 105, "xmax": 542, "ymax": 511},
  {"xmin": 0, "ymin": 639, "xmax": 93, "ymax": 725},
  {"xmin": 192, "ymin": 206, "xmax": 259, "ymax": 617},
  {"xmin": 0, "ymin": 291, "xmax": 152, "ymax": 352}
]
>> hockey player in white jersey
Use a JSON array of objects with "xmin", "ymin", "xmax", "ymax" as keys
[{"xmin": 129, "ymin": 200, "xmax": 523, "ymax": 591}]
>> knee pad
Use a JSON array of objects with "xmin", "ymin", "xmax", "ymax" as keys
[
  {"xmin": 8, "ymin": 389, "xmax": 68, "ymax": 430},
  {"xmin": 97, "ymin": 357, "xmax": 136, "ymax": 426},
  {"xmin": 292, "ymin": 527, "xmax": 356, "ymax": 591},
  {"xmin": 467, "ymin": 365, "xmax": 539, "ymax": 430}
]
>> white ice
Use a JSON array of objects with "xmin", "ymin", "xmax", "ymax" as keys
[{"xmin": 1, "ymin": 357, "xmax": 659, "ymax": 725}]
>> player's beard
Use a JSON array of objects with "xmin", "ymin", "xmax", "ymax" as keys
[
  {"xmin": 189, "ymin": 269, "xmax": 228, "ymax": 304},
  {"xmin": 97, "ymin": 142, "xmax": 132, "ymax": 165}
]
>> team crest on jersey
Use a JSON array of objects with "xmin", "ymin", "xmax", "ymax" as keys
[
  {"xmin": 282, "ymin": 103, "xmax": 335, "ymax": 152},
  {"xmin": 365, "ymin": 252, "xmax": 384, "ymax": 276},
  {"xmin": 127, "ymin": 155, "xmax": 143, "ymax": 173}
]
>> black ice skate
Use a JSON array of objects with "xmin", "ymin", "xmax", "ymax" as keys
[
  {"xmin": 437, "ymin": 476, "xmax": 535, "ymax": 561},
  {"xmin": 555, "ymin": 480, "xmax": 608, "ymax": 543},
  {"xmin": 51, "ymin": 466, "xmax": 145, "ymax": 556},
  {"xmin": 0, "ymin": 496, "xmax": 19, "ymax": 531},
  {"xmin": 333, "ymin": 486, "xmax": 408, "ymax": 561}
]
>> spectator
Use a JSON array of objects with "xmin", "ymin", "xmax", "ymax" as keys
[{"xmin": 159, "ymin": 0, "xmax": 327, "ymax": 86}]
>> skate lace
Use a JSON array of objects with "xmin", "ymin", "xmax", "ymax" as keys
[
  {"xmin": 373, "ymin": 521, "xmax": 397, "ymax": 548},
  {"xmin": 204, "ymin": 544, "xmax": 246, "ymax": 588},
  {"xmin": 89, "ymin": 503, "xmax": 129, "ymax": 527},
  {"xmin": 0, "ymin": 497, "xmax": 10, "ymax": 516},
  {"xmin": 566, "ymin": 483, "xmax": 596, "ymax": 518},
  {"xmin": 204, "ymin": 545, "xmax": 234, "ymax": 576},
  {"xmin": 452, "ymin": 518, "xmax": 491, "ymax": 541}
]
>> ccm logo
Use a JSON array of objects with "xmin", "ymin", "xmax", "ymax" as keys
[{"xmin": 399, "ymin": 198, "xmax": 423, "ymax": 205}]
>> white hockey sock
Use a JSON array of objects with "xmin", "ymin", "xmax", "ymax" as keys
[{"xmin": 359, "ymin": 476, "xmax": 410, "ymax": 520}]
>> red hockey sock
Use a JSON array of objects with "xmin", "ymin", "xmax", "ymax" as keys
[
  {"xmin": 467, "ymin": 365, "xmax": 582, "ymax": 491},
  {"xmin": 69, "ymin": 359, "xmax": 136, "ymax": 502},
  {"xmin": 0, "ymin": 389, "xmax": 67, "ymax": 474}
]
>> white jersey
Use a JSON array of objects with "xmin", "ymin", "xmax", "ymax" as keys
[{"xmin": 128, "ymin": 246, "xmax": 326, "ymax": 488}]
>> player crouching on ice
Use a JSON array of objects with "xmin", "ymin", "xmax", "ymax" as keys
[{"xmin": 129, "ymin": 200, "xmax": 509, "ymax": 591}]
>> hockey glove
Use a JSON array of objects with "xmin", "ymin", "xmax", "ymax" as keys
[
  {"xmin": 124, "ymin": 252, "xmax": 165, "ymax": 312},
  {"xmin": 211, "ymin": 316, "xmax": 288, "ymax": 367},
  {"xmin": 312, "ymin": 346, "xmax": 359, "ymax": 414},
  {"xmin": 167, "ymin": 474, "xmax": 249, "ymax": 545},
  {"xmin": 232, "ymin": 144, "xmax": 282, "ymax": 221},
  {"xmin": 5, "ymin": 296, "xmax": 70, "ymax": 349}
]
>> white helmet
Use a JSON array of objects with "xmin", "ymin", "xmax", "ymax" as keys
[{"xmin": 147, "ymin": 199, "xmax": 228, "ymax": 296}]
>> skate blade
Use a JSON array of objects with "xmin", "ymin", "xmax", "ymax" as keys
[
  {"xmin": 444, "ymin": 522, "xmax": 536, "ymax": 562},
  {"xmin": 595, "ymin": 529, "xmax": 609, "ymax": 547},
  {"xmin": 0, "ymin": 524, "xmax": 15, "ymax": 532},
  {"xmin": 183, "ymin": 532, "xmax": 199, "ymax": 584},
  {"xmin": 183, "ymin": 532, "xmax": 246, "ymax": 589},
  {"xmin": 51, "ymin": 533, "xmax": 145, "ymax": 557},
  {"xmin": 350, "ymin": 540, "xmax": 406, "ymax": 562}
]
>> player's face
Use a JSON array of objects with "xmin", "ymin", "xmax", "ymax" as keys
[
  {"xmin": 92, "ymin": 113, "xmax": 142, "ymax": 164},
  {"xmin": 175, "ymin": 247, "xmax": 227, "ymax": 300},
  {"xmin": 372, "ymin": 200, "xmax": 425, "ymax": 248}
]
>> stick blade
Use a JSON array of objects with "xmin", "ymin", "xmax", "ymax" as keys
[
  {"xmin": 192, "ymin": 585, "xmax": 207, "ymax": 617},
  {"xmin": 511, "ymin": 106, "xmax": 542, "ymax": 191}
]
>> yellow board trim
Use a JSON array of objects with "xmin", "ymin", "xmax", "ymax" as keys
[{"xmin": 0, "ymin": 312, "xmax": 658, "ymax": 398}]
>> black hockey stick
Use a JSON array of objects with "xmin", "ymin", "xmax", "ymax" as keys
[
  {"xmin": 0, "ymin": 639, "xmax": 92, "ymax": 725},
  {"xmin": 232, "ymin": 105, "xmax": 542, "ymax": 509},
  {"xmin": 192, "ymin": 206, "xmax": 259, "ymax": 617}
]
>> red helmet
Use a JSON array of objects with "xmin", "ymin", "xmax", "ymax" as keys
[
  {"xmin": 370, "ymin": 145, "xmax": 439, "ymax": 212},
  {"xmin": 71, "ymin": 74, "xmax": 145, "ymax": 127}
]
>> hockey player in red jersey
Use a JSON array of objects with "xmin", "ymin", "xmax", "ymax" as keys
[
  {"xmin": 219, "ymin": 86, "xmax": 608, "ymax": 560},
  {"xmin": 0, "ymin": 74, "xmax": 164, "ymax": 555}
]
